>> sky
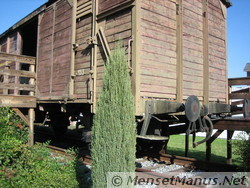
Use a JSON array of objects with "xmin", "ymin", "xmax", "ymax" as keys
[{"xmin": 0, "ymin": 0, "xmax": 249, "ymax": 78}]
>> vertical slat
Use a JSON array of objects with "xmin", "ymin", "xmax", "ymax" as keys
[
  {"xmin": 70, "ymin": 0, "xmax": 77, "ymax": 98},
  {"xmin": 203, "ymin": 0, "xmax": 209, "ymax": 104},
  {"xmin": 36, "ymin": 13, "xmax": 43, "ymax": 98},
  {"xmin": 3, "ymin": 65, "xmax": 9, "ymax": 95},
  {"xmin": 90, "ymin": 0, "xmax": 98, "ymax": 113},
  {"xmin": 176, "ymin": 0, "xmax": 183, "ymax": 103},
  {"xmin": 14, "ymin": 60, "xmax": 19, "ymax": 95},
  {"xmin": 29, "ymin": 60, "xmax": 35, "ymax": 146},
  {"xmin": 28, "ymin": 108, "xmax": 35, "ymax": 146},
  {"xmin": 132, "ymin": 0, "xmax": 142, "ymax": 115},
  {"xmin": 227, "ymin": 130, "xmax": 234, "ymax": 165},
  {"xmin": 49, "ymin": 4, "xmax": 56, "ymax": 97}
]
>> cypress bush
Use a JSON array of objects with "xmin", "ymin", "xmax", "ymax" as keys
[{"xmin": 91, "ymin": 45, "xmax": 136, "ymax": 188}]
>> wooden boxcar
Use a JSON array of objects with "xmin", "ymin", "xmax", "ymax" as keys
[{"xmin": 0, "ymin": 0, "xmax": 232, "ymax": 146}]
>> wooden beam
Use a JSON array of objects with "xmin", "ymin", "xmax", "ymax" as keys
[
  {"xmin": 185, "ymin": 132, "xmax": 189, "ymax": 157},
  {"xmin": 206, "ymin": 130, "xmax": 224, "ymax": 161},
  {"xmin": 90, "ymin": 0, "xmax": 98, "ymax": 113},
  {"xmin": 29, "ymin": 108, "xmax": 35, "ymax": 146},
  {"xmin": 232, "ymin": 88, "xmax": 250, "ymax": 93},
  {"xmin": 0, "ymin": 83, "xmax": 35, "ymax": 91},
  {"xmin": 231, "ymin": 100, "xmax": 244, "ymax": 106},
  {"xmin": 229, "ymin": 93, "xmax": 250, "ymax": 100},
  {"xmin": 12, "ymin": 108, "xmax": 29, "ymax": 125},
  {"xmin": 132, "ymin": 0, "xmax": 142, "ymax": 116},
  {"xmin": 176, "ymin": 0, "xmax": 183, "ymax": 103},
  {"xmin": 203, "ymin": 0, "xmax": 209, "ymax": 104},
  {"xmin": 228, "ymin": 77, "xmax": 250, "ymax": 86},
  {"xmin": 0, "ymin": 69, "xmax": 35, "ymax": 78},
  {"xmin": 213, "ymin": 119, "xmax": 250, "ymax": 131},
  {"xmin": 0, "ymin": 52, "xmax": 35, "ymax": 65},
  {"xmin": 69, "ymin": 0, "xmax": 77, "ymax": 98},
  {"xmin": 227, "ymin": 130, "xmax": 234, "ymax": 165},
  {"xmin": 97, "ymin": 27, "xmax": 111, "ymax": 58},
  {"xmin": 3, "ymin": 66, "xmax": 9, "ymax": 95},
  {"xmin": 0, "ymin": 95, "xmax": 36, "ymax": 108}
]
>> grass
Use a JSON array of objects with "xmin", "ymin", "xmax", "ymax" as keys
[{"xmin": 166, "ymin": 135, "xmax": 242, "ymax": 166}]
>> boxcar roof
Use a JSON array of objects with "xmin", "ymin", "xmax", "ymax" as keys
[{"xmin": 0, "ymin": 0, "xmax": 232, "ymax": 39}]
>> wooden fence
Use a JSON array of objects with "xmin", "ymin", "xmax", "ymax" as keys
[
  {"xmin": 0, "ymin": 52, "xmax": 36, "ymax": 108},
  {"xmin": 228, "ymin": 77, "xmax": 250, "ymax": 115}
]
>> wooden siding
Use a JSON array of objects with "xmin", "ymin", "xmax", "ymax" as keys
[
  {"xmin": 139, "ymin": 0, "xmax": 227, "ymax": 103},
  {"xmin": 99, "ymin": 0, "xmax": 132, "ymax": 14},
  {"xmin": 37, "ymin": 0, "xmax": 72, "ymax": 99},
  {"xmin": 182, "ymin": 0, "xmax": 204, "ymax": 99},
  {"xmin": 96, "ymin": 8, "xmax": 132, "ymax": 99},
  {"xmin": 208, "ymin": 0, "xmax": 227, "ymax": 102},
  {"xmin": 140, "ymin": 0, "xmax": 177, "ymax": 99},
  {"xmin": 74, "ymin": 14, "xmax": 92, "ymax": 99}
]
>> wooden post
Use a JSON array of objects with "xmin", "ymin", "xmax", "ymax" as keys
[
  {"xmin": 90, "ymin": 0, "xmax": 98, "ymax": 113},
  {"xmin": 227, "ymin": 130, "xmax": 234, "ymax": 165},
  {"xmin": 206, "ymin": 129, "xmax": 224, "ymax": 161},
  {"xmin": 132, "ymin": 0, "xmax": 142, "ymax": 115},
  {"xmin": 176, "ymin": 0, "xmax": 183, "ymax": 103},
  {"xmin": 185, "ymin": 132, "xmax": 189, "ymax": 157},
  {"xmin": 3, "ymin": 65, "xmax": 9, "ymax": 95},
  {"xmin": 206, "ymin": 141, "xmax": 211, "ymax": 161},
  {"xmin": 28, "ymin": 108, "xmax": 35, "ymax": 146},
  {"xmin": 29, "ymin": 63, "xmax": 35, "ymax": 146},
  {"xmin": 14, "ymin": 61, "xmax": 20, "ymax": 95},
  {"xmin": 202, "ymin": 0, "xmax": 209, "ymax": 105},
  {"xmin": 69, "ymin": 0, "xmax": 77, "ymax": 98}
]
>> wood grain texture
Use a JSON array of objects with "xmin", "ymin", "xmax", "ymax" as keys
[
  {"xmin": 99, "ymin": 0, "xmax": 132, "ymax": 14},
  {"xmin": 208, "ymin": 0, "xmax": 227, "ymax": 102},
  {"xmin": 37, "ymin": 0, "xmax": 72, "ymax": 99}
]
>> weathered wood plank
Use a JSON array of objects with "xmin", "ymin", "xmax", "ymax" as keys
[
  {"xmin": 0, "ymin": 52, "xmax": 35, "ymax": 65},
  {"xmin": 229, "ymin": 93, "xmax": 250, "ymax": 100},
  {"xmin": 0, "ymin": 69, "xmax": 35, "ymax": 78},
  {"xmin": 99, "ymin": 0, "xmax": 131, "ymax": 13},
  {"xmin": 228, "ymin": 77, "xmax": 250, "ymax": 86},
  {"xmin": 0, "ymin": 95, "xmax": 36, "ymax": 108},
  {"xmin": 0, "ymin": 83, "xmax": 35, "ymax": 91}
]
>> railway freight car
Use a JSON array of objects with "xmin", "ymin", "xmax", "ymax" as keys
[{"xmin": 0, "ymin": 0, "xmax": 232, "ymax": 150}]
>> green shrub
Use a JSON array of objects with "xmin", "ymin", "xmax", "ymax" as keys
[
  {"xmin": 0, "ymin": 107, "xmax": 79, "ymax": 187},
  {"xmin": 0, "ymin": 107, "xmax": 28, "ymax": 166},
  {"xmin": 233, "ymin": 132, "xmax": 250, "ymax": 171},
  {"xmin": 91, "ymin": 45, "xmax": 136, "ymax": 188},
  {"xmin": 2, "ymin": 143, "xmax": 78, "ymax": 188}
]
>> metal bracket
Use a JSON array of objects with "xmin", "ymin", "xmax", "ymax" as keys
[
  {"xmin": 140, "ymin": 100, "xmax": 184, "ymax": 136},
  {"xmin": 140, "ymin": 101, "xmax": 152, "ymax": 136},
  {"xmin": 86, "ymin": 36, "xmax": 97, "ymax": 45}
]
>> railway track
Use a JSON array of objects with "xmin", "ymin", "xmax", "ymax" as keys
[
  {"xmin": 46, "ymin": 143, "xmax": 238, "ymax": 172},
  {"xmin": 35, "ymin": 126, "xmax": 239, "ymax": 173},
  {"xmin": 45, "ymin": 144, "xmax": 242, "ymax": 187}
]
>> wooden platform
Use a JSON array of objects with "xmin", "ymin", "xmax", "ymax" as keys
[
  {"xmin": 0, "ymin": 95, "xmax": 36, "ymax": 108},
  {"xmin": 213, "ymin": 118, "xmax": 250, "ymax": 131},
  {"xmin": 0, "ymin": 52, "xmax": 36, "ymax": 108},
  {"xmin": 206, "ymin": 118, "xmax": 250, "ymax": 165}
]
